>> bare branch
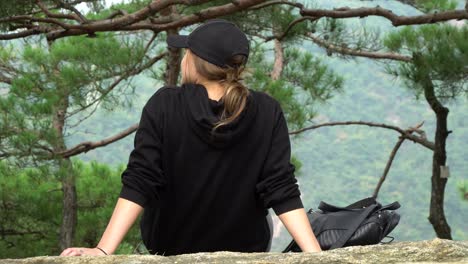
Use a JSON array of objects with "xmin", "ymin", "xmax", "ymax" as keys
[
  {"xmin": 373, "ymin": 136, "xmax": 405, "ymax": 198},
  {"xmin": 56, "ymin": 123, "xmax": 139, "ymax": 158},
  {"xmin": 373, "ymin": 122, "xmax": 425, "ymax": 198},
  {"xmin": 289, "ymin": 120, "xmax": 434, "ymax": 150}
]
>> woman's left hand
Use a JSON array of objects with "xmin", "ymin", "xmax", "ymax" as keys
[{"xmin": 59, "ymin": 247, "xmax": 107, "ymax": 256}]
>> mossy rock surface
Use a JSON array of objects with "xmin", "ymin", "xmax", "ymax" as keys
[{"xmin": 2, "ymin": 238, "xmax": 468, "ymax": 263}]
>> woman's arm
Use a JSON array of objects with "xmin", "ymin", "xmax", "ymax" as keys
[
  {"xmin": 96, "ymin": 198, "xmax": 144, "ymax": 254},
  {"xmin": 278, "ymin": 208, "xmax": 322, "ymax": 253},
  {"xmin": 60, "ymin": 197, "xmax": 143, "ymax": 256}
]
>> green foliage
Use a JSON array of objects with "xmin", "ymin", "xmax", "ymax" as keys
[
  {"xmin": 0, "ymin": 158, "xmax": 143, "ymax": 258},
  {"xmin": 228, "ymin": 4, "xmax": 313, "ymax": 44},
  {"xmin": 414, "ymin": 0, "xmax": 458, "ymax": 12},
  {"xmin": 0, "ymin": 0, "xmax": 38, "ymax": 20},
  {"xmin": 0, "ymin": 159, "xmax": 61, "ymax": 258},
  {"xmin": 0, "ymin": 32, "xmax": 150, "ymax": 167},
  {"xmin": 73, "ymin": 159, "xmax": 142, "ymax": 254},
  {"xmin": 244, "ymin": 42, "xmax": 343, "ymax": 131},
  {"xmin": 291, "ymin": 155, "xmax": 302, "ymax": 175},
  {"xmin": 0, "ymin": 0, "xmax": 104, "ymax": 30},
  {"xmin": 86, "ymin": 0, "xmax": 151, "ymax": 20},
  {"xmin": 0, "ymin": 31, "xmax": 158, "ymax": 257},
  {"xmin": 178, "ymin": 0, "xmax": 232, "ymax": 18},
  {"xmin": 384, "ymin": 24, "xmax": 468, "ymax": 101},
  {"xmin": 457, "ymin": 180, "xmax": 468, "ymax": 201}
]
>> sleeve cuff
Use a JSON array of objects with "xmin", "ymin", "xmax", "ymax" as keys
[
  {"xmin": 119, "ymin": 185, "xmax": 147, "ymax": 208},
  {"xmin": 272, "ymin": 196, "xmax": 304, "ymax": 215}
]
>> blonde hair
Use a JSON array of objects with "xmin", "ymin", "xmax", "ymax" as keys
[{"xmin": 182, "ymin": 49, "xmax": 250, "ymax": 134}]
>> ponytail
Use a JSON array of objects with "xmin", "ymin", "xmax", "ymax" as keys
[
  {"xmin": 212, "ymin": 61, "xmax": 250, "ymax": 133},
  {"xmin": 183, "ymin": 50, "xmax": 250, "ymax": 134}
]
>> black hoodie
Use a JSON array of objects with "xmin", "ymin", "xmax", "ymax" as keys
[{"xmin": 119, "ymin": 83, "xmax": 304, "ymax": 256}]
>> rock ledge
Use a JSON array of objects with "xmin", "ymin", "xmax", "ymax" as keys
[{"xmin": 2, "ymin": 238, "xmax": 467, "ymax": 264}]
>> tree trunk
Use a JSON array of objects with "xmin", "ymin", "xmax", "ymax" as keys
[
  {"xmin": 59, "ymin": 159, "xmax": 77, "ymax": 250},
  {"xmin": 422, "ymin": 74, "xmax": 452, "ymax": 239},
  {"xmin": 52, "ymin": 92, "xmax": 77, "ymax": 250},
  {"xmin": 162, "ymin": 6, "xmax": 181, "ymax": 86},
  {"xmin": 271, "ymin": 38, "xmax": 284, "ymax": 80},
  {"xmin": 271, "ymin": 13, "xmax": 284, "ymax": 81}
]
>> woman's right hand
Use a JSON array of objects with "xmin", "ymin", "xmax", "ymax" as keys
[{"xmin": 59, "ymin": 247, "xmax": 107, "ymax": 256}]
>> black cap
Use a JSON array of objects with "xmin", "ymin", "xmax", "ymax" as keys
[{"xmin": 166, "ymin": 19, "xmax": 250, "ymax": 68}]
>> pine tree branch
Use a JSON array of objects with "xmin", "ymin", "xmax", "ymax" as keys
[
  {"xmin": 289, "ymin": 120, "xmax": 434, "ymax": 150},
  {"xmin": 252, "ymin": 1, "xmax": 468, "ymax": 26},
  {"xmin": 54, "ymin": 123, "xmax": 139, "ymax": 158},
  {"xmin": 262, "ymin": 15, "xmax": 411, "ymax": 62},
  {"xmin": 248, "ymin": 0, "xmax": 303, "ymax": 10},
  {"xmin": 0, "ymin": 149, "xmax": 51, "ymax": 159},
  {"xmin": 2, "ymin": 0, "xmax": 466, "ymax": 41},
  {"xmin": 107, "ymin": 9, "xmax": 129, "ymax": 19},
  {"xmin": 0, "ymin": 27, "xmax": 49, "ymax": 40},
  {"xmin": 65, "ymin": 51, "xmax": 167, "ymax": 119},
  {"xmin": 54, "ymin": 0, "xmax": 89, "ymax": 23},
  {"xmin": 300, "ymin": 5, "xmax": 468, "ymax": 26},
  {"xmin": 0, "ymin": 15, "xmax": 72, "ymax": 29},
  {"xmin": 44, "ymin": 0, "xmax": 261, "ymax": 40},
  {"xmin": 264, "ymin": 16, "xmax": 318, "ymax": 42},
  {"xmin": 36, "ymin": 0, "xmax": 84, "ymax": 23},
  {"xmin": 305, "ymin": 32, "xmax": 412, "ymax": 62},
  {"xmin": 0, "ymin": 0, "xmax": 214, "ymax": 40},
  {"xmin": 0, "ymin": 52, "xmax": 167, "ymax": 161}
]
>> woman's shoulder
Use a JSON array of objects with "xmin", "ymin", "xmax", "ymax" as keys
[
  {"xmin": 153, "ymin": 85, "xmax": 181, "ymax": 99},
  {"xmin": 144, "ymin": 85, "xmax": 182, "ymax": 109}
]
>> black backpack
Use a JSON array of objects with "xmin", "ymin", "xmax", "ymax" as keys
[{"xmin": 282, "ymin": 197, "xmax": 401, "ymax": 252}]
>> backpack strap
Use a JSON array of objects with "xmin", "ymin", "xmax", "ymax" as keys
[
  {"xmin": 319, "ymin": 197, "xmax": 377, "ymax": 212},
  {"xmin": 329, "ymin": 203, "xmax": 379, "ymax": 250},
  {"xmin": 282, "ymin": 239, "xmax": 296, "ymax": 253},
  {"xmin": 345, "ymin": 197, "xmax": 377, "ymax": 209},
  {"xmin": 377, "ymin": 201, "xmax": 400, "ymax": 211}
]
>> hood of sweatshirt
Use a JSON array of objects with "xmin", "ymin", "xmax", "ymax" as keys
[{"xmin": 181, "ymin": 83, "xmax": 258, "ymax": 149}]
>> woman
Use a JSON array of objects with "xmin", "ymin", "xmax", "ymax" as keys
[{"xmin": 60, "ymin": 19, "xmax": 322, "ymax": 257}]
